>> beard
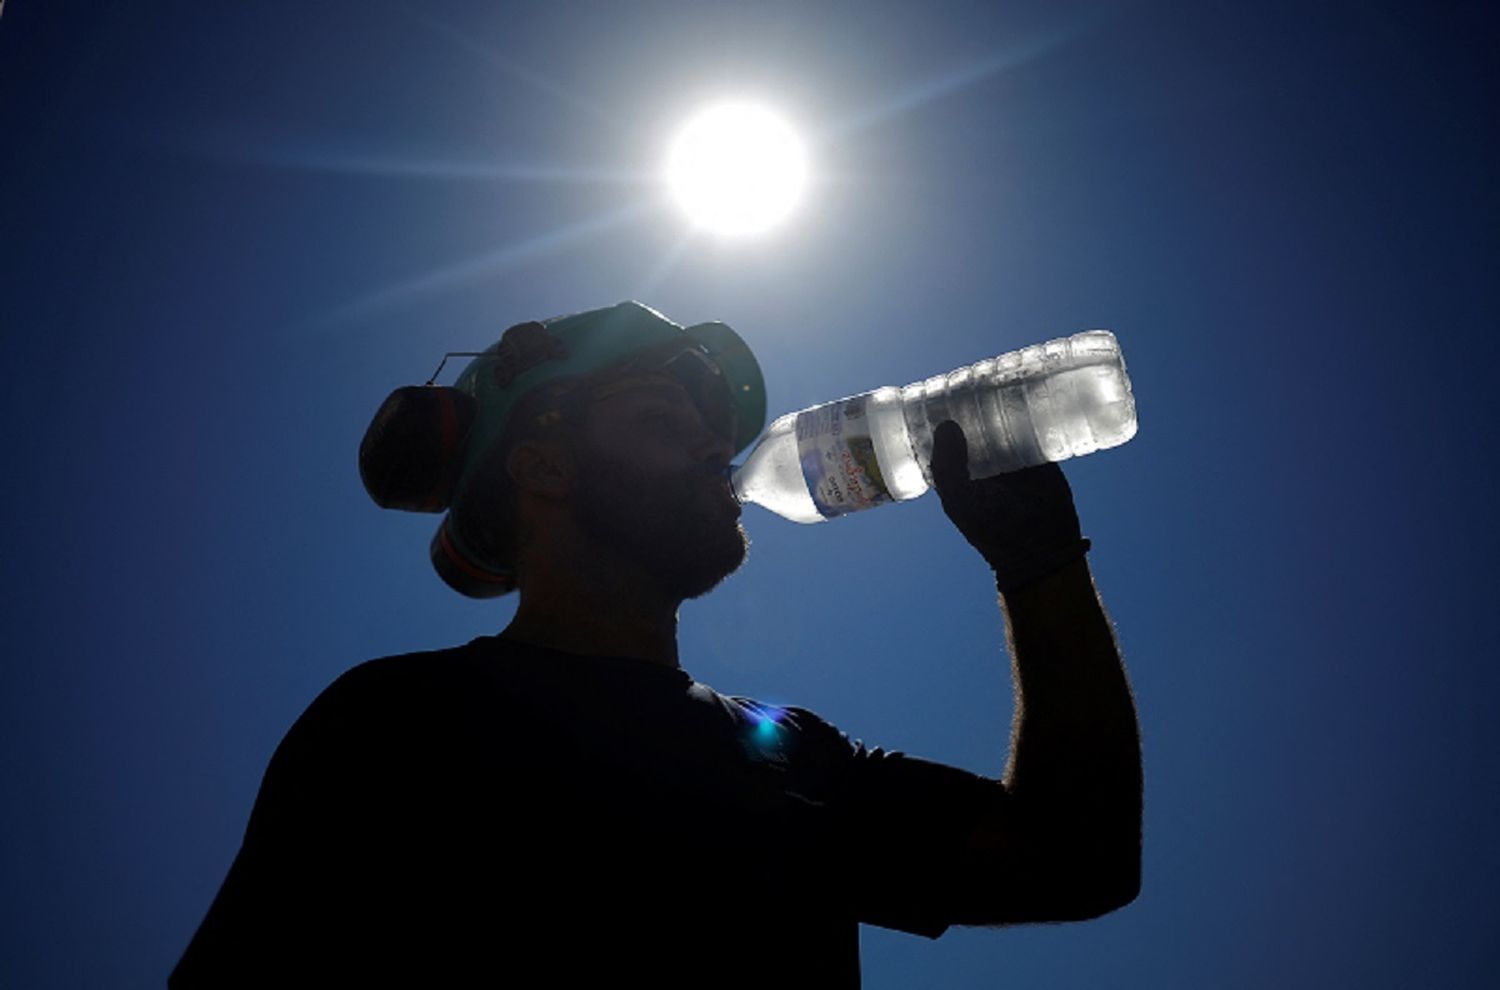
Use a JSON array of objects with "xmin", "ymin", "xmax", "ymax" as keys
[{"xmin": 570, "ymin": 443, "xmax": 749, "ymax": 601}]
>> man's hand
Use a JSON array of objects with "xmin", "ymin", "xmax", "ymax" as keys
[{"xmin": 928, "ymin": 420, "xmax": 1091, "ymax": 595}]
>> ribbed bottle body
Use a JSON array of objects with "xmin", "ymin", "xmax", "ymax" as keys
[
  {"xmin": 731, "ymin": 330, "xmax": 1136, "ymax": 523},
  {"xmin": 900, "ymin": 330, "xmax": 1136, "ymax": 485}
]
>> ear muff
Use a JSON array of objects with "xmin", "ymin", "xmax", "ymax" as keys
[
  {"xmin": 428, "ymin": 515, "xmax": 518, "ymax": 598},
  {"xmin": 359, "ymin": 385, "xmax": 477, "ymax": 512}
]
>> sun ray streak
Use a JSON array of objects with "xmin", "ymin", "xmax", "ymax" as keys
[
  {"xmin": 634, "ymin": 227, "xmax": 699, "ymax": 299},
  {"xmin": 818, "ymin": 7, "xmax": 1118, "ymax": 144},
  {"xmin": 243, "ymin": 145, "xmax": 646, "ymax": 185},
  {"xmin": 821, "ymin": 41, "xmax": 1061, "ymax": 143},
  {"xmin": 394, "ymin": 1, "xmax": 620, "ymax": 130},
  {"xmin": 318, "ymin": 202, "xmax": 654, "ymax": 327}
]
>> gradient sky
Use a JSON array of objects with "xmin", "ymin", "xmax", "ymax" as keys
[{"xmin": 2, "ymin": 1, "xmax": 1497, "ymax": 987}]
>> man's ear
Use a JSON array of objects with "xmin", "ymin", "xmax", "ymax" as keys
[{"xmin": 506, "ymin": 439, "xmax": 573, "ymax": 500}]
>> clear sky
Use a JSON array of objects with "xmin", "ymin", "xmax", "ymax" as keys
[{"xmin": 2, "ymin": 1, "xmax": 1496, "ymax": 987}]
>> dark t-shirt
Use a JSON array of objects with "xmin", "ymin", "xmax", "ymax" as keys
[{"xmin": 171, "ymin": 637, "xmax": 1006, "ymax": 987}]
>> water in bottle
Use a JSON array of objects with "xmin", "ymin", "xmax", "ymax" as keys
[{"xmin": 730, "ymin": 330, "xmax": 1137, "ymax": 523}]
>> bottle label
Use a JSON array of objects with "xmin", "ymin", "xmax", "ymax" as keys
[{"xmin": 796, "ymin": 396, "xmax": 893, "ymax": 518}]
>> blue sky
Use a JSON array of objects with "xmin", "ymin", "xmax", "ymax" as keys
[{"xmin": 2, "ymin": 1, "xmax": 1496, "ymax": 987}]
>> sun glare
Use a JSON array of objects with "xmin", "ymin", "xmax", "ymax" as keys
[{"xmin": 665, "ymin": 103, "xmax": 808, "ymax": 237}]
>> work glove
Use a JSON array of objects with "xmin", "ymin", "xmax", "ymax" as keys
[{"xmin": 929, "ymin": 420, "xmax": 1091, "ymax": 595}]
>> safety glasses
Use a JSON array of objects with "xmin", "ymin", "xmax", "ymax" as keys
[{"xmin": 536, "ymin": 342, "xmax": 738, "ymax": 445}]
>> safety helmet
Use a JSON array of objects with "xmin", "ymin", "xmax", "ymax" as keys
[{"xmin": 358, "ymin": 301, "xmax": 766, "ymax": 597}]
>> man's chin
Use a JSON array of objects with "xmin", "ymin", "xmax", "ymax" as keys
[
  {"xmin": 571, "ymin": 472, "xmax": 749, "ymax": 600},
  {"xmin": 674, "ymin": 523, "xmax": 749, "ymax": 601}
]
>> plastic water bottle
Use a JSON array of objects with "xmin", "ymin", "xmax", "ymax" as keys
[{"xmin": 730, "ymin": 330, "xmax": 1137, "ymax": 523}]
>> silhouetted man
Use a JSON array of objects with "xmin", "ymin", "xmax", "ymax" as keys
[{"xmin": 171, "ymin": 301, "xmax": 1141, "ymax": 987}]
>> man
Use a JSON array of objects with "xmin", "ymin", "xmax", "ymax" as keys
[{"xmin": 171, "ymin": 301, "xmax": 1141, "ymax": 987}]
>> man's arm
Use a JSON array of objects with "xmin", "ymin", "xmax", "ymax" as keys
[{"xmin": 929, "ymin": 421, "xmax": 1142, "ymax": 926}]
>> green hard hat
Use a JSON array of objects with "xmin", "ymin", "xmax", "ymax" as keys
[
  {"xmin": 451, "ymin": 300, "xmax": 765, "ymax": 498},
  {"xmin": 423, "ymin": 300, "xmax": 766, "ymax": 597}
]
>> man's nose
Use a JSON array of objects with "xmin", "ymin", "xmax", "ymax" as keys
[{"xmin": 692, "ymin": 423, "xmax": 735, "ymax": 469}]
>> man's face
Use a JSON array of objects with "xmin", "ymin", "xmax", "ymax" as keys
[{"xmin": 568, "ymin": 375, "xmax": 748, "ymax": 600}]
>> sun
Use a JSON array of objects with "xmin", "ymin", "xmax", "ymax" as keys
[{"xmin": 665, "ymin": 102, "xmax": 808, "ymax": 237}]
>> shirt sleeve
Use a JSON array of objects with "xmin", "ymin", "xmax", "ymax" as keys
[
  {"xmin": 170, "ymin": 659, "xmax": 484, "ymax": 986},
  {"xmin": 170, "ymin": 668, "xmax": 384, "ymax": 986},
  {"xmin": 779, "ymin": 705, "xmax": 1011, "ymax": 939}
]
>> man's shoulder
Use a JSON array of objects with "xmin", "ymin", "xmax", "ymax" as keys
[
  {"xmin": 285, "ymin": 637, "xmax": 520, "ymax": 744},
  {"xmin": 334, "ymin": 637, "xmax": 496, "ymax": 689},
  {"xmin": 315, "ymin": 638, "xmax": 487, "ymax": 701}
]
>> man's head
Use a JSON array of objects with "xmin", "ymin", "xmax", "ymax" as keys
[
  {"xmin": 456, "ymin": 340, "xmax": 751, "ymax": 600},
  {"xmin": 358, "ymin": 302, "xmax": 765, "ymax": 598},
  {"xmin": 516, "ymin": 363, "xmax": 749, "ymax": 599}
]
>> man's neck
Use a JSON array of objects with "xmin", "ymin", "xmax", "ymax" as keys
[{"xmin": 501, "ymin": 554, "xmax": 683, "ymax": 669}]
